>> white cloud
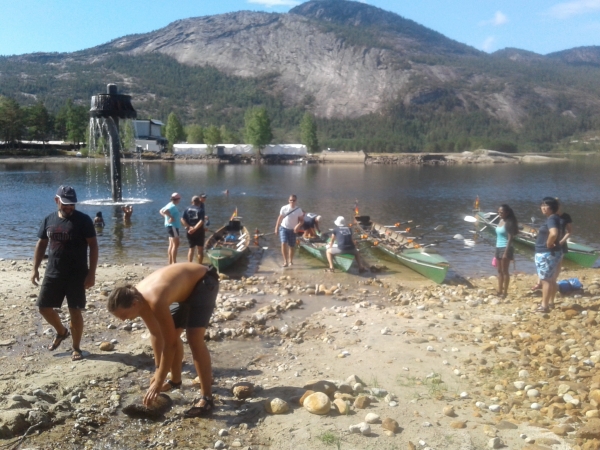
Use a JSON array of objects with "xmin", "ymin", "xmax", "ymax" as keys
[
  {"xmin": 492, "ymin": 11, "xmax": 508, "ymax": 25},
  {"xmin": 482, "ymin": 36, "xmax": 496, "ymax": 52},
  {"xmin": 247, "ymin": 0, "xmax": 300, "ymax": 7},
  {"xmin": 547, "ymin": 0, "xmax": 600, "ymax": 19},
  {"xmin": 479, "ymin": 11, "xmax": 508, "ymax": 26}
]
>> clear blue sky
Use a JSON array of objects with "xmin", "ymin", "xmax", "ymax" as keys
[{"xmin": 1, "ymin": 0, "xmax": 599, "ymax": 56}]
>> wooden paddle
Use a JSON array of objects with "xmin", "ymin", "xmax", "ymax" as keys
[{"xmin": 383, "ymin": 220, "xmax": 413, "ymax": 228}]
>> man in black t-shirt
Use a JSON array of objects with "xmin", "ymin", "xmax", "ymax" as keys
[
  {"xmin": 31, "ymin": 185, "xmax": 98, "ymax": 361},
  {"xmin": 181, "ymin": 194, "xmax": 208, "ymax": 263}
]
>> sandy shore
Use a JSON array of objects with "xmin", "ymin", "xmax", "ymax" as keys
[{"xmin": 1, "ymin": 254, "xmax": 600, "ymax": 449}]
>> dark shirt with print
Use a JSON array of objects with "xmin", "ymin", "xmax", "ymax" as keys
[
  {"xmin": 333, "ymin": 226, "xmax": 355, "ymax": 251},
  {"xmin": 182, "ymin": 204, "xmax": 205, "ymax": 228},
  {"xmin": 37, "ymin": 210, "xmax": 96, "ymax": 278}
]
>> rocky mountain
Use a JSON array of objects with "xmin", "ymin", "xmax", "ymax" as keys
[
  {"xmin": 547, "ymin": 46, "xmax": 600, "ymax": 67},
  {"xmin": 1, "ymin": 0, "xmax": 599, "ymax": 151}
]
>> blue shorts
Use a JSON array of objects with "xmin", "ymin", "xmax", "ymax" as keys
[
  {"xmin": 279, "ymin": 227, "xmax": 297, "ymax": 246},
  {"xmin": 535, "ymin": 251, "xmax": 562, "ymax": 280}
]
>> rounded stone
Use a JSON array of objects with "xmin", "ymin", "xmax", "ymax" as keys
[
  {"xmin": 365, "ymin": 413, "xmax": 380, "ymax": 424},
  {"xmin": 333, "ymin": 398, "xmax": 349, "ymax": 415},
  {"xmin": 303, "ymin": 392, "xmax": 331, "ymax": 415},
  {"xmin": 99, "ymin": 341, "xmax": 114, "ymax": 351},
  {"xmin": 265, "ymin": 397, "xmax": 290, "ymax": 414},
  {"xmin": 527, "ymin": 389, "xmax": 540, "ymax": 398},
  {"xmin": 382, "ymin": 418, "xmax": 399, "ymax": 433}
]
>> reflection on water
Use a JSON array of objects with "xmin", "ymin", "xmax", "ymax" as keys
[{"xmin": 1, "ymin": 157, "xmax": 599, "ymax": 277}]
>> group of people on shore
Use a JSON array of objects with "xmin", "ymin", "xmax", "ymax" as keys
[
  {"xmin": 274, "ymin": 194, "xmax": 368, "ymax": 272},
  {"xmin": 31, "ymin": 185, "xmax": 218, "ymax": 417},
  {"xmin": 493, "ymin": 197, "xmax": 572, "ymax": 313},
  {"xmin": 29, "ymin": 185, "xmax": 573, "ymax": 418},
  {"xmin": 159, "ymin": 193, "xmax": 209, "ymax": 265}
]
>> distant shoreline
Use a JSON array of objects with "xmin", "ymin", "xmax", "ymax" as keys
[{"xmin": 0, "ymin": 150, "xmax": 591, "ymax": 165}]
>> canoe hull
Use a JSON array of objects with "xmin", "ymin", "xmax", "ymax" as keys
[
  {"xmin": 299, "ymin": 241, "xmax": 355, "ymax": 272},
  {"xmin": 475, "ymin": 211, "xmax": 598, "ymax": 268},
  {"xmin": 205, "ymin": 221, "xmax": 250, "ymax": 271},
  {"xmin": 355, "ymin": 218, "xmax": 449, "ymax": 283}
]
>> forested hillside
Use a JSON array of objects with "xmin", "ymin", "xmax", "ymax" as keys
[{"xmin": 1, "ymin": 0, "xmax": 600, "ymax": 152}]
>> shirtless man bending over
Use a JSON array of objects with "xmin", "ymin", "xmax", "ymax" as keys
[{"xmin": 107, "ymin": 263, "xmax": 219, "ymax": 417}]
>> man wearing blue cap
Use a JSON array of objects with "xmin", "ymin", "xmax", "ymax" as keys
[{"xmin": 31, "ymin": 185, "xmax": 98, "ymax": 361}]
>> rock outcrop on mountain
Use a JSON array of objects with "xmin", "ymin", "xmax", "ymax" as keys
[
  {"xmin": 547, "ymin": 46, "xmax": 600, "ymax": 67},
  {"xmin": 1, "ymin": 0, "xmax": 599, "ymax": 144}
]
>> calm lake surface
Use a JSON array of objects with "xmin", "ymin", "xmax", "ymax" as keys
[{"xmin": 1, "ymin": 156, "xmax": 599, "ymax": 278}]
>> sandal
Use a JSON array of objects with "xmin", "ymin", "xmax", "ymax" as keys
[
  {"xmin": 282, "ymin": 263, "xmax": 289, "ymax": 268},
  {"xmin": 184, "ymin": 396, "xmax": 214, "ymax": 418},
  {"xmin": 358, "ymin": 267, "xmax": 368, "ymax": 274},
  {"xmin": 549, "ymin": 303, "xmax": 555, "ymax": 310},
  {"xmin": 531, "ymin": 283, "xmax": 542, "ymax": 291},
  {"xmin": 48, "ymin": 328, "xmax": 70, "ymax": 351},
  {"xmin": 71, "ymin": 348, "xmax": 84, "ymax": 361},
  {"xmin": 161, "ymin": 379, "xmax": 182, "ymax": 392},
  {"xmin": 324, "ymin": 268, "xmax": 335, "ymax": 273},
  {"xmin": 535, "ymin": 305, "xmax": 550, "ymax": 314}
]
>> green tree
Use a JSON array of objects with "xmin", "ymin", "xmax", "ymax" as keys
[
  {"xmin": 0, "ymin": 96, "xmax": 24, "ymax": 144},
  {"xmin": 204, "ymin": 125, "xmax": 221, "ymax": 151},
  {"xmin": 300, "ymin": 112, "xmax": 319, "ymax": 153},
  {"xmin": 66, "ymin": 103, "xmax": 88, "ymax": 144},
  {"xmin": 220, "ymin": 124, "xmax": 240, "ymax": 144},
  {"xmin": 165, "ymin": 112, "xmax": 185, "ymax": 152},
  {"xmin": 26, "ymin": 101, "xmax": 52, "ymax": 143},
  {"xmin": 186, "ymin": 124, "xmax": 204, "ymax": 144},
  {"xmin": 244, "ymin": 106, "xmax": 272, "ymax": 155},
  {"xmin": 54, "ymin": 102, "xmax": 69, "ymax": 140},
  {"xmin": 119, "ymin": 119, "xmax": 136, "ymax": 152}
]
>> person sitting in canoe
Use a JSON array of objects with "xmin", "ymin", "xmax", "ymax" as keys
[
  {"xmin": 325, "ymin": 216, "xmax": 368, "ymax": 273},
  {"xmin": 294, "ymin": 212, "xmax": 322, "ymax": 239}
]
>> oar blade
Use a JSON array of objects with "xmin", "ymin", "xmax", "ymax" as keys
[{"xmin": 464, "ymin": 215, "xmax": 477, "ymax": 223}]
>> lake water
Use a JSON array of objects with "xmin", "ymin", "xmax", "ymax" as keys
[{"xmin": 1, "ymin": 156, "xmax": 598, "ymax": 278}]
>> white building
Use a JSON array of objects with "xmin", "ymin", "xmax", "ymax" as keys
[
  {"xmin": 132, "ymin": 119, "xmax": 167, "ymax": 152},
  {"xmin": 173, "ymin": 143, "xmax": 307, "ymax": 157}
]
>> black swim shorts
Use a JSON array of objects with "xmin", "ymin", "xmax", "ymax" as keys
[
  {"xmin": 167, "ymin": 226, "xmax": 180, "ymax": 238},
  {"xmin": 36, "ymin": 275, "xmax": 87, "ymax": 309},
  {"xmin": 170, "ymin": 272, "xmax": 219, "ymax": 329},
  {"xmin": 495, "ymin": 246, "xmax": 514, "ymax": 261},
  {"xmin": 186, "ymin": 228, "xmax": 205, "ymax": 248}
]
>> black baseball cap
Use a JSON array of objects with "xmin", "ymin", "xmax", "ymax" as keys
[
  {"xmin": 56, "ymin": 185, "xmax": 78, "ymax": 204},
  {"xmin": 200, "ymin": 193, "xmax": 207, "ymax": 198}
]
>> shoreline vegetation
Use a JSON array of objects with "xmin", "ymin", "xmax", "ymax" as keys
[{"xmin": 0, "ymin": 149, "xmax": 584, "ymax": 165}]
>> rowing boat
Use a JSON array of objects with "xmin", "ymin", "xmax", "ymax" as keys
[
  {"xmin": 355, "ymin": 216, "xmax": 449, "ymax": 283},
  {"xmin": 475, "ymin": 211, "xmax": 598, "ymax": 268},
  {"xmin": 298, "ymin": 239, "xmax": 356, "ymax": 272},
  {"xmin": 205, "ymin": 218, "xmax": 250, "ymax": 271}
]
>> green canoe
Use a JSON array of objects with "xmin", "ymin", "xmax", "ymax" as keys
[
  {"xmin": 475, "ymin": 211, "xmax": 598, "ymax": 268},
  {"xmin": 205, "ymin": 218, "xmax": 250, "ymax": 271},
  {"xmin": 355, "ymin": 216, "xmax": 449, "ymax": 284},
  {"xmin": 299, "ymin": 239, "xmax": 356, "ymax": 272}
]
